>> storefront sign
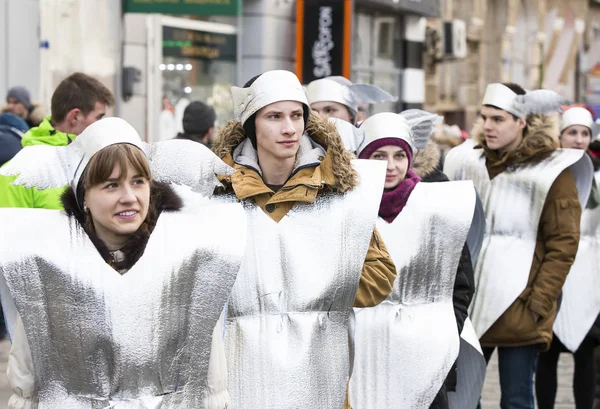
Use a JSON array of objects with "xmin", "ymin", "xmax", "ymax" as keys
[
  {"xmin": 124, "ymin": 0, "xmax": 240, "ymax": 16},
  {"xmin": 355, "ymin": 0, "xmax": 441, "ymax": 17},
  {"xmin": 162, "ymin": 26, "xmax": 236, "ymax": 61},
  {"xmin": 296, "ymin": 0, "xmax": 352, "ymax": 83}
]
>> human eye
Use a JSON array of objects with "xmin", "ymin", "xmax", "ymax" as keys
[
  {"xmin": 133, "ymin": 178, "xmax": 147, "ymax": 186},
  {"xmin": 104, "ymin": 182, "xmax": 118, "ymax": 189},
  {"xmin": 396, "ymin": 153, "xmax": 406, "ymax": 159},
  {"xmin": 373, "ymin": 154, "xmax": 384, "ymax": 160}
]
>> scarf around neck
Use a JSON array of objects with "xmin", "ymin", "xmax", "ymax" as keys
[{"xmin": 378, "ymin": 169, "xmax": 421, "ymax": 223}]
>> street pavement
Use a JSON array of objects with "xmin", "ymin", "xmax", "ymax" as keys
[{"xmin": 0, "ymin": 339, "xmax": 580, "ymax": 408}]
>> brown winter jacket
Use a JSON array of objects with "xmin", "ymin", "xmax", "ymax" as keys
[
  {"xmin": 213, "ymin": 112, "xmax": 397, "ymax": 308},
  {"xmin": 472, "ymin": 114, "xmax": 582, "ymax": 351}
]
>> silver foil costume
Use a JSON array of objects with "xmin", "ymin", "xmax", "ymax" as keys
[
  {"xmin": 225, "ymin": 160, "xmax": 385, "ymax": 409},
  {"xmin": 554, "ymin": 173, "xmax": 600, "ymax": 352},
  {"xmin": 443, "ymin": 139, "xmax": 593, "ymax": 338},
  {"xmin": 450, "ymin": 194, "xmax": 487, "ymax": 409},
  {"xmin": 0, "ymin": 137, "xmax": 247, "ymax": 409},
  {"xmin": 350, "ymin": 181, "xmax": 476, "ymax": 409}
]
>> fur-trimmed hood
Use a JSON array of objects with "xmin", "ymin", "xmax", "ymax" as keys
[
  {"xmin": 471, "ymin": 113, "xmax": 559, "ymax": 166},
  {"xmin": 1, "ymin": 103, "xmax": 46, "ymax": 127},
  {"xmin": 412, "ymin": 140, "xmax": 442, "ymax": 179},
  {"xmin": 213, "ymin": 111, "xmax": 357, "ymax": 192},
  {"xmin": 61, "ymin": 181, "xmax": 183, "ymax": 273}
]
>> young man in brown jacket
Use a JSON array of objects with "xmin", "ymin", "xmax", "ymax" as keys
[
  {"xmin": 214, "ymin": 70, "xmax": 396, "ymax": 409},
  {"xmin": 444, "ymin": 82, "xmax": 592, "ymax": 409}
]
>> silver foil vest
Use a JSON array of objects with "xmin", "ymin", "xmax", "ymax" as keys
[
  {"xmin": 554, "ymin": 170, "xmax": 600, "ymax": 352},
  {"xmin": 444, "ymin": 140, "xmax": 592, "ymax": 337},
  {"xmin": 0, "ymin": 196, "xmax": 246, "ymax": 409},
  {"xmin": 225, "ymin": 160, "xmax": 385, "ymax": 409},
  {"xmin": 350, "ymin": 181, "xmax": 475, "ymax": 409}
]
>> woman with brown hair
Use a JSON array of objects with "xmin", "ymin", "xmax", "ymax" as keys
[{"xmin": 0, "ymin": 117, "xmax": 246, "ymax": 408}]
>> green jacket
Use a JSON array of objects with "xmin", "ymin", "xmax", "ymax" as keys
[{"xmin": 0, "ymin": 117, "xmax": 75, "ymax": 209}]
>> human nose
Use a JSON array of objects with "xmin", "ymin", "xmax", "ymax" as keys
[
  {"xmin": 119, "ymin": 185, "xmax": 136, "ymax": 203},
  {"xmin": 281, "ymin": 117, "xmax": 296, "ymax": 135},
  {"xmin": 387, "ymin": 157, "xmax": 395, "ymax": 170},
  {"xmin": 483, "ymin": 118, "xmax": 493, "ymax": 131}
]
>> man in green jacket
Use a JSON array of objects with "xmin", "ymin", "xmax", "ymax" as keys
[{"xmin": 0, "ymin": 72, "xmax": 114, "ymax": 209}]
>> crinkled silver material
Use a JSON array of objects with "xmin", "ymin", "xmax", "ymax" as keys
[
  {"xmin": 554, "ymin": 178, "xmax": 600, "ymax": 351},
  {"xmin": 444, "ymin": 140, "xmax": 593, "ymax": 337},
  {"xmin": 467, "ymin": 191, "xmax": 486, "ymax": 265},
  {"xmin": 350, "ymin": 181, "xmax": 475, "ymax": 409},
  {"xmin": 399, "ymin": 109, "xmax": 443, "ymax": 150},
  {"xmin": 449, "ymin": 318, "xmax": 487, "ymax": 409},
  {"xmin": 0, "ymin": 194, "xmax": 247, "ymax": 409},
  {"xmin": 329, "ymin": 117, "xmax": 365, "ymax": 153},
  {"xmin": 1, "ymin": 136, "xmax": 232, "ymax": 197},
  {"xmin": 225, "ymin": 159, "xmax": 385, "ymax": 409},
  {"xmin": 513, "ymin": 89, "xmax": 570, "ymax": 116}
]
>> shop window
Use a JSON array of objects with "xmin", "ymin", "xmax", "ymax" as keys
[{"xmin": 376, "ymin": 19, "xmax": 395, "ymax": 59}]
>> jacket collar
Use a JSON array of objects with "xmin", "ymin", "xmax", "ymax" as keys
[
  {"xmin": 21, "ymin": 116, "xmax": 76, "ymax": 147},
  {"xmin": 225, "ymin": 136, "xmax": 336, "ymax": 202}
]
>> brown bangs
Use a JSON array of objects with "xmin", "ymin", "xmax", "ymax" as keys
[{"xmin": 83, "ymin": 144, "xmax": 151, "ymax": 188}]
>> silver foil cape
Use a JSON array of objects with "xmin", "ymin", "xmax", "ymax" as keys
[
  {"xmin": 554, "ymin": 171, "xmax": 600, "ymax": 352},
  {"xmin": 449, "ymin": 318, "xmax": 487, "ymax": 409},
  {"xmin": 450, "ymin": 195, "xmax": 487, "ymax": 409},
  {"xmin": 225, "ymin": 159, "xmax": 385, "ymax": 409},
  {"xmin": 0, "ymin": 194, "xmax": 247, "ymax": 409},
  {"xmin": 350, "ymin": 181, "xmax": 475, "ymax": 409},
  {"xmin": 444, "ymin": 140, "xmax": 593, "ymax": 337},
  {"xmin": 1, "ymin": 139, "xmax": 231, "ymax": 199}
]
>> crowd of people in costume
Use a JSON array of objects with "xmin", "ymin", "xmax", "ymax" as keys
[{"xmin": 0, "ymin": 69, "xmax": 599, "ymax": 409}]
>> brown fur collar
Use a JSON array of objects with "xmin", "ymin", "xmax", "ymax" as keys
[
  {"xmin": 412, "ymin": 140, "xmax": 442, "ymax": 179},
  {"xmin": 471, "ymin": 113, "xmax": 559, "ymax": 167},
  {"xmin": 213, "ymin": 111, "xmax": 357, "ymax": 192},
  {"xmin": 1, "ymin": 103, "xmax": 46, "ymax": 127},
  {"xmin": 61, "ymin": 181, "xmax": 183, "ymax": 273}
]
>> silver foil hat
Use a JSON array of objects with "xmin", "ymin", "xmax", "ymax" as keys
[
  {"xmin": 356, "ymin": 110, "xmax": 443, "ymax": 156},
  {"xmin": 307, "ymin": 76, "xmax": 398, "ymax": 115},
  {"xmin": 482, "ymin": 83, "xmax": 569, "ymax": 119},
  {"xmin": 1, "ymin": 117, "xmax": 233, "ymax": 199},
  {"xmin": 231, "ymin": 70, "xmax": 309, "ymax": 125},
  {"xmin": 560, "ymin": 107, "xmax": 595, "ymax": 133}
]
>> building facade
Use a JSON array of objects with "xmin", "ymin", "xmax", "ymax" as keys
[
  {"xmin": 425, "ymin": 0, "xmax": 599, "ymax": 130},
  {"xmin": 1, "ymin": 0, "xmax": 440, "ymax": 139}
]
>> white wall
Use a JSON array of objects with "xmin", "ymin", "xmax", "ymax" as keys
[
  {"xmin": 38, "ymin": 0, "xmax": 121, "ymax": 112},
  {"xmin": 0, "ymin": 0, "xmax": 41, "ymax": 104}
]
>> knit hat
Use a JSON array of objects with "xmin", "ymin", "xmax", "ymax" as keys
[
  {"xmin": 182, "ymin": 101, "xmax": 216, "ymax": 135},
  {"xmin": 6, "ymin": 86, "xmax": 32, "ymax": 110},
  {"xmin": 358, "ymin": 137, "xmax": 414, "ymax": 167}
]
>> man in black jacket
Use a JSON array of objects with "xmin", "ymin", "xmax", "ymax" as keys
[{"xmin": 175, "ymin": 101, "xmax": 216, "ymax": 148}]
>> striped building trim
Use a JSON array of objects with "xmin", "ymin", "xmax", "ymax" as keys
[{"xmin": 401, "ymin": 16, "xmax": 426, "ymax": 110}]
